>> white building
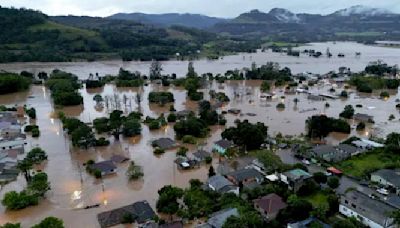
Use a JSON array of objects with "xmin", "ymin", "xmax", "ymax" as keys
[{"xmin": 339, "ymin": 190, "xmax": 396, "ymax": 228}]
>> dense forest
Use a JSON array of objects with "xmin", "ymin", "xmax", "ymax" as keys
[{"xmin": 0, "ymin": 7, "xmax": 260, "ymax": 63}]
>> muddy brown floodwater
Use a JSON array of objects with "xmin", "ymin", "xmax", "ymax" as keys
[
  {"xmin": 1, "ymin": 42, "xmax": 400, "ymax": 78},
  {"xmin": 0, "ymin": 79, "xmax": 400, "ymax": 227}
]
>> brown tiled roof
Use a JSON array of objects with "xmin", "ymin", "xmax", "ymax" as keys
[{"xmin": 253, "ymin": 193, "xmax": 287, "ymax": 214}]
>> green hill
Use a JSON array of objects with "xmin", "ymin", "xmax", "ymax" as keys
[{"xmin": 0, "ymin": 7, "xmax": 230, "ymax": 62}]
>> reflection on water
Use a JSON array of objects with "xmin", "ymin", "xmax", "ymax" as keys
[
  {"xmin": 0, "ymin": 77, "xmax": 399, "ymax": 226},
  {"xmin": 2, "ymin": 42, "xmax": 400, "ymax": 78}
]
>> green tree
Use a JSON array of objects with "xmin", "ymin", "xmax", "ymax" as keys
[
  {"xmin": 26, "ymin": 148, "xmax": 47, "ymax": 164},
  {"xmin": 28, "ymin": 172, "xmax": 50, "ymax": 197},
  {"xmin": 126, "ymin": 161, "xmax": 143, "ymax": 180},
  {"xmin": 17, "ymin": 159, "xmax": 33, "ymax": 182},
  {"xmin": 313, "ymin": 172, "xmax": 327, "ymax": 184},
  {"xmin": 149, "ymin": 60, "xmax": 163, "ymax": 80},
  {"xmin": 339, "ymin": 105, "xmax": 355, "ymax": 119},
  {"xmin": 156, "ymin": 186, "xmax": 184, "ymax": 217},
  {"xmin": 0, "ymin": 223, "xmax": 21, "ymax": 228},
  {"xmin": 31, "ymin": 217, "xmax": 64, "ymax": 228},
  {"xmin": 327, "ymin": 176, "xmax": 340, "ymax": 189},
  {"xmin": 122, "ymin": 119, "xmax": 142, "ymax": 137},
  {"xmin": 222, "ymin": 120, "xmax": 268, "ymax": 151},
  {"xmin": 71, "ymin": 124, "xmax": 95, "ymax": 148},
  {"xmin": 187, "ymin": 61, "xmax": 197, "ymax": 78},
  {"xmin": 260, "ymin": 81, "xmax": 270, "ymax": 92}
]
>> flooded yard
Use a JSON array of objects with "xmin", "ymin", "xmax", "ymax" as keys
[
  {"xmin": 0, "ymin": 41, "xmax": 400, "ymax": 227},
  {"xmin": 0, "ymin": 78, "xmax": 399, "ymax": 227},
  {"xmin": 1, "ymin": 42, "xmax": 400, "ymax": 78}
]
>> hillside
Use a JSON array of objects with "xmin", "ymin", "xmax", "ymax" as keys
[
  {"xmin": 108, "ymin": 13, "xmax": 226, "ymax": 29},
  {"xmin": 0, "ymin": 7, "xmax": 260, "ymax": 63},
  {"xmin": 211, "ymin": 6, "xmax": 400, "ymax": 42}
]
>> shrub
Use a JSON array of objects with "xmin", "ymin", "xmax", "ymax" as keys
[
  {"xmin": 276, "ymin": 103, "xmax": 285, "ymax": 109},
  {"xmin": 340, "ymin": 90, "xmax": 348, "ymax": 98},
  {"xmin": 356, "ymin": 122, "xmax": 366, "ymax": 131},
  {"xmin": 182, "ymin": 135, "xmax": 197, "ymax": 144},
  {"xmin": 154, "ymin": 148, "xmax": 165, "ymax": 155},
  {"xmin": 380, "ymin": 91, "xmax": 390, "ymax": 99},
  {"xmin": 205, "ymin": 156, "xmax": 212, "ymax": 164},
  {"xmin": 188, "ymin": 91, "xmax": 203, "ymax": 101},
  {"xmin": 93, "ymin": 170, "xmax": 102, "ymax": 179},
  {"xmin": 177, "ymin": 147, "xmax": 188, "ymax": 157},
  {"xmin": 148, "ymin": 92, "xmax": 174, "ymax": 104},
  {"xmin": 148, "ymin": 121, "xmax": 161, "ymax": 130},
  {"xmin": 95, "ymin": 137, "xmax": 110, "ymax": 146},
  {"xmin": 26, "ymin": 108, "xmax": 36, "ymax": 119},
  {"xmin": 167, "ymin": 113, "xmax": 177, "ymax": 123},
  {"xmin": 31, "ymin": 128, "xmax": 40, "ymax": 137},
  {"xmin": 327, "ymin": 177, "xmax": 339, "ymax": 189}
]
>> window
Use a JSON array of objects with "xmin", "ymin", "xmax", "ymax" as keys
[
  {"xmin": 351, "ymin": 203, "xmax": 357, "ymax": 208},
  {"xmin": 345, "ymin": 200, "xmax": 348, "ymax": 204}
]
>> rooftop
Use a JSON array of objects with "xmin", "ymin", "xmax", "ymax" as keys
[
  {"xmin": 207, "ymin": 175, "xmax": 234, "ymax": 192},
  {"xmin": 214, "ymin": 139, "xmax": 233, "ymax": 149},
  {"xmin": 371, "ymin": 169, "xmax": 400, "ymax": 187},
  {"xmin": 341, "ymin": 190, "xmax": 396, "ymax": 227},
  {"xmin": 284, "ymin": 169, "xmax": 312, "ymax": 180},
  {"xmin": 90, "ymin": 160, "xmax": 117, "ymax": 173},
  {"xmin": 207, "ymin": 208, "xmax": 238, "ymax": 228},
  {"xmin": 227, "ymin": 168, "xmax": 263, "ymax": 182},
  {"xmin": 97, "ymin": 200, "xmax": 155, "ymax": 228},
  {"xmin": 253, "ymin": 193, "xmax": 287, "ymax": 215},
  {"xmin": 152, "ymin": 138, "xmax": 176, "ymax": 150}
]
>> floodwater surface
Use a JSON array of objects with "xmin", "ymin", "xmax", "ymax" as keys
[
  {"xmin": 1, "ymin": 42, "xmax": 400, "ymax": 78},
  {"xmin": 0, "ymin": 42, "xmax": 400, "ymax": 227}
]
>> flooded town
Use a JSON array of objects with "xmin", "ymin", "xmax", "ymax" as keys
[{"xmin": 1, "ymin": 2, "xmax": 400, "ymax": 228}]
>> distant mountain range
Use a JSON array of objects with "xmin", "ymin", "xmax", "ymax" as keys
[
  {"xmin": 108, "ymin": 13, "xmax": 226, "ymax": 29},
  {"xmin": 107, "ymin": 5, "xmax": 400, "ymax": 42},
  {"xmin": 210, "ymin": 5, "xmax": 400, "ymax": 42}
]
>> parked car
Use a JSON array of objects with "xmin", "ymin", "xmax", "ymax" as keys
[
  {"xmin": 302, "ymin": 159, "xmax": 310, "ymax": 165},
  {"xmin": 377, "ymin": 188, "xmax": 389, "ymax": 195}
]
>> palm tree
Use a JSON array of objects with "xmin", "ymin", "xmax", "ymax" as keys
[{"xmin": 17, "ymin": 159, "xmax": 33, "ymax": 182}]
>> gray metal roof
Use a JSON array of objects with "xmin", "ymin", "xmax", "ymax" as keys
[
  {"xmin": 341, "ymin": 190, "xmax": 396, "ymax": 227},
  {"xmin": 371, "ymin": 169, "xmax": 400, "ymax": 187},
  {"xmin": 207, "ymin": 208, "xmax": 238, "ymax": 228},
  {"xmin": 226, "ymin": 168, "xmax": 263, "ymax": 182},
  {"xmin": 207, "ymin": 175, "xmax": 234, "ymax": 192},
  {"xmin": 214, "ymin": 140, "xmax": 233, "ymax": 149}
]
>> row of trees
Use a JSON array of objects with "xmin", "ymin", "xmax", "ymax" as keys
[
  {"xmin": 0, "ymin": 73, "xmax": 31, "ymax": 94},
  {"xmin": 2, "ymin": 216, "xmax": 64, "ymax": 228},
  {"xmin": 45, "ymin": 70, "xmax": 83, "ymax": 106},
  {"xmin": 2, "ymin": 172, "xmax": 50, "ymax": 210}
]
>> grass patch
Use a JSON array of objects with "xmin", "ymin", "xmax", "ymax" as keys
[
  {"xmin": 336, "ymin": 149, "xmax": 400, "ymax": 178},
  {"xmin": 335, "ymin": 32, "xmax": 383, "ymax": 37},
  {"xmin": 29, "ymin": 21, "xmax": 98, "ymax": 37},
  {"xmin": 303, "ymin": 192, "xmax": 329, "ymax": 208}
]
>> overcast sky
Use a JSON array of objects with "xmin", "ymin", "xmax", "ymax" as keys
[{"xmin": 1, "ymin": 0, "xmax": 399, "ymax": 17}]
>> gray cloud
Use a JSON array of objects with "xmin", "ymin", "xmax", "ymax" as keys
[{"xmin": 1, "ymin": 0, "xmax": 399, "ymax": 17}]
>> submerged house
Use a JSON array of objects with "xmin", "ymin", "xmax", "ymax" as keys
[
  {"xmin": 152, "ymin": 138, "xmax": 177, "ymax": 150},
  {"xmin": 97, "ymin": 200, "xmax": 155, "ymax": 228},
  {"xmin": 89, "ymin": 160, "xmax": 117, "ymax": 176},
  {"xmin": 253, "ymin": 193, "xmax": 287, "ymax": 221},
  {"xmin": 207, "ymin": 175, "xmax": 239, "ymax": 196},
  {"xmin": 213, "ymin": 139, "xmax": 234, "ymax": 155},
  {"xmin": 354, "ymin": 113, "xmax": 374, "ymax": 123},
  {"xmin": 226, "ymin": 168, "xmax": 264, "ymax": 188},
  {"xmin": 280, "ymin": 169, "xmax": 312, "ymax": 191}
]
